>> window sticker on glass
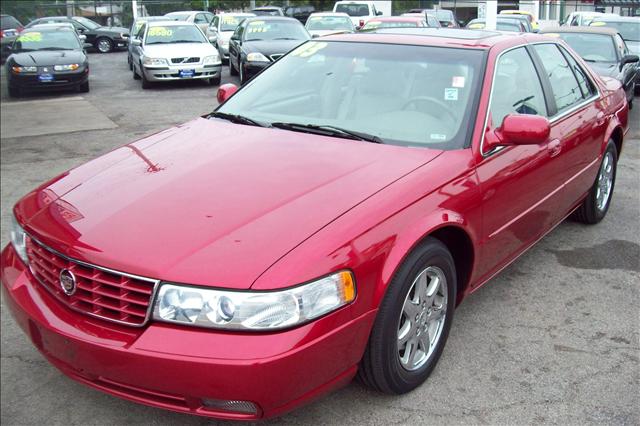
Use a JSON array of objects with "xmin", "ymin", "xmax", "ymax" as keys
[
  {"xmin": 148, "ymin": 27, "xmax": 173, "ymax": 36},
  {"xmin": 444, "ymin": 88, "xmax": 458, "ymax": 101},
  {"xmin": 290, "ymin": 41, "xmax": 328, "ymax": 58},
  {"xmin": 451, "ymin": 76, "xmax": 465, "ymax": 88},
  {"xmin": 590, "ymin": 21, "xmax": 606, "ymax": 26},
  {"xmin": 17, "ymin": 32, "xmax": 42, "ymax": 42},
  {"xmin": 430, "ymin": 134, "xmax": 447, "ymax": 141},
  {"xmin": 222, "ymin": 16, "xmax": 239, "ymax": 25}
]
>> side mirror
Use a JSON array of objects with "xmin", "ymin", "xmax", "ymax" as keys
[
  {"xmin": 620, "ymin": 54, "xmax": 639, "ymax": 70},
  {"xmin": 208, "ymin": 35, "xmax": 217, "ymax": 43},
  {"xmin": 83, "ymin": 42, "xmax": 93, "ymax": 49},
  {"xmin": 376, "ymin": 11, "xmax": 383, "ymax": 16},
  {"xmin": 496, "ymin": 114, "xmax": 550, "ymax": 146},
  {"xmin": 131, "ymin": 38, "xmax": 142, "ymax": 46},
  {"xmin": 217, "ymin": 83, "xmax": 239, "ymax": 104},
  {"xmin": 311, "ymin": 33, "xmax": 319, "ymax": 38},
  {"xmin": 79, "ymin": 34, "xmax": 87, "ymax": 41}
]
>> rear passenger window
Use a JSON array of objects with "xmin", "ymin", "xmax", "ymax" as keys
[
  {"xmin": 533, "ymin": 44, "xmax": 583, "ymax": 113},
  {"xmin": 489, "ymin": 47, "xmax": 547, "ymax": 128},
  {"xmin": 559, "ymin": 46, "xmax": 595, "ymax": 98}
]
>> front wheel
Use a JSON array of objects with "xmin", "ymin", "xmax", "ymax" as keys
[
  {"xmin": 140, "ymin": 65, "xmax": 152, "ymax": 89},
  {"xmin": 229, "ymin": 56, "xmax": 238, "ymax": 76},
  {"xmin": 78, "ymin": 81, "xmax": 89, "ymax": 93},
  {"xmin": 358, "ymin": 237, "xmax": 456, "ymax": 394},
  {"xmin": 95, "ymin": 37, "xmax": 113, "ymax": 53},
  {"xmin": 573, "ymin": 140, "xmax": 618, "ymax": 224}
]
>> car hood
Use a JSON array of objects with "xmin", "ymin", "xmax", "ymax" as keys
[
  {"xmin": 97, "ymin": 26, "xmax": 129, "ymax": 35},
  {"xmin": 308, "ymin": 29, "xmax": 351, "ymax": 37},
  {"xmin": 10, "ymin": 50, "xmax": 85, "ymax": 66},
  {"xmin": 19, "ymin": 118, "xmax": 442, "ymax": 289},
  {"xmin": 243, "ymin": 39, "xmax": 306, "ymax": 57},
  {"xmin": 588, "ymin": 61, "xmax": 621, "ymax": 78},
  {"xmin": 142, "ymin": 42, "xmax": 217, "ymax": 59}
]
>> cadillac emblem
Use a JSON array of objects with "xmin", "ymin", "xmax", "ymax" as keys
[{"xmin": 59, "ymin": 269, "xmax": 77, "ymax": 296}]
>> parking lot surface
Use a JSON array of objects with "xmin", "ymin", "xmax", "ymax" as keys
[{"xmin": 1, "ymin": 51, "xmax": 639, "ymax": 425}]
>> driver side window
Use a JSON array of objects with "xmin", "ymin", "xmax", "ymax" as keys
[{"xmin": 489, "ymin": 47, "xmax": 547, "ymax": 128}]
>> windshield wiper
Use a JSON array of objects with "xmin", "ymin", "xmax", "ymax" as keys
[
  {"xmin": 271, "ymin": 122, "xmax": 383, "ymax": 144},
  {"xmin": 273, "ymin": 37, "xmax": 297, "ymax": 40},
  {"xmin": 245, "ymin": 38, "xmax": 264, "ymax": 42},
  {"xmin": 37, "ymin": 47, "xmax": 74, "ymax": 50},
  {"xmin": 167, "ymin": 40, "xmax": 200, "ymax": 43},
  {"xmin": 209, "ymin": 111, "xmax": 269, "ymax": 127}
]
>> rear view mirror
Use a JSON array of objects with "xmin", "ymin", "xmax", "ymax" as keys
[
  {"xmin": 217, "ymin": 83, "xmax": 239, "ymax": 104},
  {"xmin": 498, "ymin": 114, "xmax": 550, "ymax": 145},
  {"xmin": 376, "ymin": 11, "xmax": 383, "ymax": 16}
]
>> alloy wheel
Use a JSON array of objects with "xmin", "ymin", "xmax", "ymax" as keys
[{"xmin": 596, "ymin": 151, "xmax": 614, "ymax": 211}]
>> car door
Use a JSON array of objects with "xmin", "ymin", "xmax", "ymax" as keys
[
  {"xmin": 614, "ymin": 33, "xmax": 636, "ymax": 98},
  {"xmin": 193, "ymin": 13, "xmax": 209, "ymax": 34},
  {"xmin": 131, "ymin": 23, "xmax": 146, "ymax": 70},
  {"xmin": 208, "ymin": 16, "xmax": 219, "ymax": 43},
  {"xmin": 474, "ymin": 46, "xmax": 567, "ymax": 279},
  {"xmin": 228, "ymin": 21, "xmax": 245, "ymax": 70},
  {"xmin": 531, "ymin": 43, "xmax": 606, "ymax": 210}
]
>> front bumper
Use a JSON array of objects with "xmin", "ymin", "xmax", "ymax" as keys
[
  {"xmin": 218, "ymin": 45, "xmax": 229, "ymax": 59},
  {"xmin": 114, "ymin": 37, "xmax": 128, "ymax": 49},
  {"xmin": 1, "ymin": 244, "xmax": 374, "ymax": 420},
  {"xmin": 7, "ymin": 68, "xmax": 89, "ymax": 91},
  {"xmin": 142, "ymin": 63, "xmax": 221, "ymax": 82},
  {"xmin": 244, "ymin": 61, "xmax": 270, "ymax": 79}
]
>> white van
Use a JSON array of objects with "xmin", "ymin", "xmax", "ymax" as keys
[{"xmin": 332, "ymin": 1, "xmax": 384, "ymax": 29}]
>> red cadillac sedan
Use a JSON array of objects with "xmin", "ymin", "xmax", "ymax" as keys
[{"xmin": 1, "ymin": 28, "xmax": 629, "ymax": 420}]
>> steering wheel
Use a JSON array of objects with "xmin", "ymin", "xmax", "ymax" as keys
[{"xmin": 402, "ymin": 96, "xmax": 458, "ymax": 122}]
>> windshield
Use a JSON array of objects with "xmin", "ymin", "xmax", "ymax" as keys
[
  {"xmin": 591, "ymin": 20, "xmax": 640, "ymax": 42},
  {"xmin": 335, "ymin": 4, "xmax": 370, "ymax": 17},
  {"xmin": 165, "ymin": 13, "xmax": 192, "ymax": 21},
  {"xmin": 220, "ymin": 15, "xmax": 244, "ymax": 31},
  {"xmin": 243, "ymin": 20, "xmax": 309, "ymax": 41},
  {"xmin": 72, "ymin": 16, "xmax": 100, "ymax": 29},
  {"xmin": 145, "ymin": 25, "xmax": 206, "ymax": 44},
  {"xmin": 558, "ymin": 33, "xmax": 617, "ymax": 62},
  {"xmin": 218, "ymin": 41, "xmax": 483, "ymax": 149},
  {"xmin": 1, "ymin": 15, "xmax": 22, "ymax": 30},
  {"xmin": 13, "ymin": 31, "xmax": 80, "ymax": 51},
  {"xmin": 252, "ymin": 9, "xmax": 281, "ymax": 16},
  {"xmin": 362, "ymin": 20, "xmax": 420, "ymax": 30},
  {"xmin": 306, "ymin": 16, "xmax": 353, "ymax": 31}
]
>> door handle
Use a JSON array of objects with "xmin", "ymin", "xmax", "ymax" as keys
[
  {"xmin": 547, "ymin": 139, "xmax": 561, "ymax": 158},
  {"xmin": 596, "ymin": 111, "xmax": 606, "ymax": 126}
]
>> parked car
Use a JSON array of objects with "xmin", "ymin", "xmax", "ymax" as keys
[
  {"xmin": 164, "ymin": 10, "xmax": 214, "ymax": 33},
  {"xmin": 251, "ymin": 6, "xmax": 285, "ymax": 17},
  {"xmin": 401, "ymin": 13, "xmax": 442, "ymax": 27},
  {"xmin": 496, "ymin": 13, "xmax": 533, "ymax": 32},
  {"xmin": 284, "ymin": 5, "xmax": 316, "ymax": 24},
  {"xmin": 541, "ymin": 27, "xmax": 639, "ymax": 105},
  {"xmin": 408, "ymin": 9, "xmax": 459, "ymax": 28},
  {"xmin": 466, "ymin": 17, "xmax": 527, "ymax": 32},
  {"xmin": 130, "ymin": 20, "xmax": 221, "ymax": 88},
  {"xmin": 499, "ymin": 10, "xmax": 539, "ymax": 31},
  {"xmin": 228, "ymin": 16, "xmax": 309, "ymax": 84},
  {"xmin": 2, "ymin": 28, "xmax": 629, "ymax": 421},
  {"xmin": 25, "ymin": 16, "xmax": 129, "ymax": 53},
  {"xmin": 361, "ymin": 16, "xmax": 430, "ymax": 31},
  {"xmin": 333, "ymin": 1, "xmax": 383, "ymax": 29},
  {"xmin": 590, "ymin": 16, "xmax": 640, "ymax": 91},
  {"xmin": 206, "ymin": 12, "xmax": 255, "ymax": 62},
  {"xmin": 305, "ymin": 12, "xmax": 355, "ymax": 38},
  {"xmin": 5, "ymin": 26, "xmax": 90, "ymax": 96},
  {"xmin": 1, "ymin": 14, "xmax": 23, "ymax": 62},
  {"xmin": 127, "ymin": 16, "xmax": 166, "ymax": 70},
  {"xmin": 563, "ymin": 11, "xmax": 618, "ymax": 27}
]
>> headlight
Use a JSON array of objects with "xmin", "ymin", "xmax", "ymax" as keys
[
  {"xmin": 153, "ymin": 271, "xmax": 356, "ymax": 330},
  {"xmin": 10, "ymin": 215, "xmax": 28, "ymax": 265},
  {"xmin": 53, "ymin": 64, "xmax": 80, "ymax": 71},
  {"xmin": 203, "ymin": 54, "xmax": 220, "ymax": 65},
  {"xmin": 120, "ymin": 33, "xmax": 129, "ymax": 39},
  {"xmin": 143, "ymin": 57, "xmax": 167, "ymax": 66},
  {"xmin": 11, "ymin": 66, "xmax": 37, "ymax": 73},
  {"xmin": 246, "ymin": 52, "xmax": 270, "ymax": 62}
]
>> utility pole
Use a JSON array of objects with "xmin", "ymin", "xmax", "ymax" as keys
[
  {"xmin": 132, "ymin": 0, "xmax": 138, "ymax": 19},
  {"xmin": 485, "ymin": 0, "xmax": 497, "ymax": 29},
  {"xmin": 66, "ymin": 0, "xmax": 74, "ymax": 17}
]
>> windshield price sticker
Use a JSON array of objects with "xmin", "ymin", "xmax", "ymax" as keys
[
  {"xmin": 452, "ymin": 76, "xmax": 465, "ymax": 88},
  {"xmin": 290, "ymin": 41, "xmax": 328, "ymax": 58},
  {"xmin": 17, "ymin": 32, "xmax": 42, "ymax": 42},
  {"xmin": 222, "ymin": 16, "xmax": 239, "ymax": 24},
  {"xmin": 590, "ymin": 21, "xmax": 606, "ymax": 26},
  {"xmin": 444, "ymin": 88, "xmax": 459, "ymax": 101},
  {"xmin": 148, "ymin": 27, "xmax": 173, "ymax": 37}
]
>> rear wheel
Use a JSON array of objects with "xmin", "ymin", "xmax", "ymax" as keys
[
  {"xmin": 140, "ymin": 63, "xmax": 151, "ymax": 89},
  {"xmin": 358, "ymin": 237, "xmax": 456, "ymax": 394},
  {"xmin": 132, "ymin": 63, "xmax": 141, "ymax": 80},
  {"xmin": 78, "ymin": 81, "xmax": 89, "ymax": 93},
  {"xmin": 128, "ymin": 54, "xmax": 133, "ymax": 70},
  {"xmin": 96, "ymin": 37, "xmax": 113, "ymax": 53},
  {"xmin": 239, "ymin": 60, "xmax": 247, "ymax": 84},
  {"xmin": 230, "ymin": 56, "xmax": 238, "ymax": 76},
  {"xmin": 573, "ymin": 140, "xmax": 617, "ymax": 224}
]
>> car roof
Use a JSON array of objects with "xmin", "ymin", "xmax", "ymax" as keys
[
  {"xmin": 323, "ymin": 28, "xmax": 546, "ymax": 49},
  {"xmin": 22, "ymin": 25, "xmax": 76, "ymax": 32},
  {"xmin": 244, "ymin": 16, "xmax": 298, "ymax": 22},
  {"xmin": 165, "ymin": 11, "xmax": 198, "ymax": 16},
  {"xmin": 134, "ymin": 16, "xmax": 167, "ymax": 21},
  {"xmin": 368, "ymin": 17, "xmax": 425, "ymax": 22},
  {"xmin": 252, "ymin": 6, "xmax": 283, "ymax": 10},
  {"xmin": 147, "ymin": 20, "xmax": 198, "ymax": 27},
  {"xmin": 540, "ymin": 26, "xmax": 619, "ymax": 36},
  {"xmin": 217, "ymin": 12, "xmax": 255, "ymax": 16},
  {"xmin": 591, "ymin": 16, "xmax": 640, "ymax": 22},
  {"xmin": 308, "ymin": 12, "xmax": 351, "ymax": 17}
]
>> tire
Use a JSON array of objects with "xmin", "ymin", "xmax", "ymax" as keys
[
  {"xmin": 140, "ymin": 65, "xmax": 152, "ymax": 89},
  {"xmin": 239, "ymin": 60, "xmax": 246, "ymax": 84},
  {"xmin": 573, "ymin": 140, "xmax": 618, "ymax": 224},
  {"xmin": 8, "ymin": 86, "xmax": 20, "ymax": 98},
  {"xmin": 358, "ymin": 237, "xmax": 456, "ymax": 394},
  {"xmin": 95, "ymin": 37, "xmax": 113, "ymax": 53},
  {"xmin": 128, "ymin": 54, "xmax": 133, "ymax": 71},
  {"xmin": 78, "ymin": 81, "xmax": 89, "ymax": 93},
  {"xmin": 209, "ymin": 74, "xmax": 221, "ymax": 86},
  {"xmin": 229, "ymin": 56, "xmax": 238, "ymax": 76},
  {"xmin": 133, "ymin": 63, "xmax": 141, "ymax": 80}
]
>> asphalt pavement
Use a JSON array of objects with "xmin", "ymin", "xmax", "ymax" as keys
[{"xmin": 0, "ymin": 51, "xmax": 638, "ymax": 425}]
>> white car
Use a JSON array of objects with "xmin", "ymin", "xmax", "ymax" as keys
[
  {"xmin": 563, "ymin": 11, "xmax": 619, "ymax": 27},
  {"xmin": 164, "ymin": 10, "xmax": 214, "ymax": 33},
  {"xmin": 130, "ymin": 20, "xmax": 221, "ymax": 88},
  {"xmin": 333, "ymin": 1, "xmax": 383, "ymax": 29},
  {"xmin": 305, "ymin": 12, "xmax": 355, "ymax": 38},
  {"xmin": 206, "ymin": 12, "xmax": 255, "ymax": 62}
]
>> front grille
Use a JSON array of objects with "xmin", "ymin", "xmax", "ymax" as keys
[
  {"xmin": 170, "ymin": 57, "xmax": 200, "ymax": 64},
  {"xmin": 26, "ymin": 238, "xmax": 158, "ymax": 327},
  {"xmin": 270, "ymin": 54, "xmax": 283, "ymax": 61}
]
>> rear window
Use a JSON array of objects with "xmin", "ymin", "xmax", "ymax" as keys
[
  {"xmin": 335, "ymin": 3, "xmax": 371, "ymax": 17},
  {"xmin": 306, "ymin": 16, "xmax": 353, "ymax": 31},
  {"xmin": 1, "ymin": 15, "xmax": 22, "ymax": 30},
  {"xmin": 362, "ymin": 20, "xmax": 421, "ymax": 30}
]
